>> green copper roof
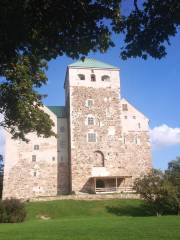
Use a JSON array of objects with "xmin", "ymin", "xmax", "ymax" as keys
[
  {"xmin": 69, "ymin": 58, "xmax": 118, "ymax": 69},
  {"xmin": 47, "ymin": 106, "xmax": 66, "ymax": 118}
]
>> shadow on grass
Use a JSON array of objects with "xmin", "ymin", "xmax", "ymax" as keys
[{"xmin": 106, "ymin": 204, "xmax": 154, "ymax": 217}]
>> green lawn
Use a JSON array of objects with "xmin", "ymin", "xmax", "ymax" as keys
[{"xmin": 0, "ymin": 199, "xmax": 179, "ymax": 240}]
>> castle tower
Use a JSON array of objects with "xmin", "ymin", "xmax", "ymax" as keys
[
  {"xmin": 65, "ymin": 59, "xmax": 122, "ymax": 193},
  {"xmin": 65, "ymin": 58, "xmax": 151, "ymax": 194}
]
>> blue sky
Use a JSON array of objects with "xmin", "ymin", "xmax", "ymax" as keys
[{"xmin": 0, "ymin": 29, "xmax": 179, "ymax": 171}]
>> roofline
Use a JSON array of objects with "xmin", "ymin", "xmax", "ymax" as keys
[{"xmin": 68, "ymin": 66, "xmax": 120, "ymax": 70}]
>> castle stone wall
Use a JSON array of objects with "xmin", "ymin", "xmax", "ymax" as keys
[{"xmin": 3, "ymin": 107, "xmax": 58, "ymax": 199}]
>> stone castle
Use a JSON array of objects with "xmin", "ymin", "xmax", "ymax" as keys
[{"xmin": 3, "ymin": 58, "xmax": 152, "ymax": 200}]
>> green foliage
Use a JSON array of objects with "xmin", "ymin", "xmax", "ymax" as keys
[
  {"xmin": 134, "ymin": 160, "xmax": 180, "ymax": 216},
  {"xmin": 0, "ymin": 1, "xmax": 179, "ymax": 140},
  {"xmin": 165, "ymin": 157, "xmax": 180, "ymax": 214},
  {"xmin": 134, "ymin": 169, "xmax": 170, "ymax": 215},
  {"xmin": 121, "ymin": 0, "xmax": 180, "ymax": 59},
  {"xmin": 0, "ymin": 198, "xmax": 26, "ymax": 223}
]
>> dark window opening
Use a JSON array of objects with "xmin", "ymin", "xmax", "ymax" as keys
[
  {"xmin": 91, "ymin": 74, "xmax": 96, "ymax": 82},
  {"xmin": 78, "ymin": 74, "xmax": 85, "ymax": 80},
  {"xmin": 96, "ymin": 179, "xmax": 105, "ymax": 188},
  {"xmin": 101, "ymin": 75, "xmax": 110, "ymax": 81},
  {"xmin": 122, "ymin": 104, "xmax": 128, "ymax": 111}
]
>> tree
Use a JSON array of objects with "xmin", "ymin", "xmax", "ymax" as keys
[
  {"xmin": 121, "ymin": 0, "xmax": 180, "ymax": 59},
  {"xmin": 0, "ymin": 154, "xmax": 4, "ymax": 198},
  {"xmin": 0, "ymin": 0, "xmax": 179, "ymax": 140},
  {"xmin": 134, "ymin": 169, "xmax": 172, "ymax": 216},
  {"xmin": 165, "ymin": 157, "xmax": 180, "ymax": 215}
]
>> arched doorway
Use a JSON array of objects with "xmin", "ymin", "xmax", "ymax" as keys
[{"xmin": 94, "ymin": 151, "xmax": 104, "ymax": 167}]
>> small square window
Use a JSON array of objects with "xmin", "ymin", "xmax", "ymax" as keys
[
  {"xmin": 60, "ymin": 141, "xmax": 65, "ymax": 148},
  {"xmin": 34, "ymin": 145, "xmax": 39, "ymax": 150},
  {"xmin": 32, "ymin": 155, "xmax": 36, "ymax": 162},
  {"xmin": 133, "ymin": 116, "xmax": 136, "ymax": 119},
  {"xmin": 60, "ymin": 126, "xmax": 65, "ymax": 132},
  {"xmin": 87, "ymin": 99, "xmax": 93, "ymax": 107},
  {"xmin": 88, "ymin": 133, "xmax": 96, "ymax": 142},
  {"xmin": 52, "ymin": 157, "xmax": 55, "ymax": 161},
  {"xmin": 122, "ymin": 104, "xmax": 128, "ymax": 111},
  {"xmin": 124, "ymin": 116, "xmax": 128, "ymax": 119},
  {"xmin": 88, "ymin": 117, "xmax": 94, "ymax": 125}
]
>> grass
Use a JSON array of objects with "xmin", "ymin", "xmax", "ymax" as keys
[{"xmin": 0, "ymin": 199, "xmax": 179, "ymax": 240}]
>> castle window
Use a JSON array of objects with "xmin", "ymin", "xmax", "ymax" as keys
[
  {"xmin": 124, "ymin": 116, "xmax": 127, "ymax": 119},
  {"xmin": 91, "ymin": 74, "xmax": 96, "ymax": 82},
  {"xmin": 52, "ymin": 157, "xmax": 55, "ymax": 161},
  {"xmin": 34, "ymin": 145, "xmax": 39, "ymax": 150},
  {"xmin": 88, "ymin": 117, "xmax": 94, "ymax": 125},
  {"xmin": 135, "ymin": 136, "xmax": 140, "ymax": 145},
  {"xmin": 88, "ymin": 133, "xmax": 96, "ymax": 142},
  {"xmin": 33, "ymin": 171, "xmax": 37, "ymax": 177},
  {"xmin": 78, "ymin": 74, "xmax": 85, "ymax": 80},
  {"xmin": 101, "ymin": 75, "xmax": 110, "ymax": 82},
  {"xmin": 60, "ymin": 126, "xmax": 65, "ymax": 132},
  {"xmin": 60, "ymin": 141, "xmax": 65, "ymax": 148},
  {"xmin": 138, "ymin": 123, "xmax": 141, "ymax": 128},
  {"xmin": 133, "ymin": 116, "xmax": 136, "ymax": 119},
  {"xmin": 123, "ymin": 135, "xmax": 126, "ymax": 144},
  {"xmin": 87, "ymin": 99, "xmax": 93, "ymax": 107},
  {"xmin": 32, "ymin": 155, "xmax": 36, "ymax": 162},
  {"xmin": 122, "ymin": 104, "xmax": 128, "ymax": 111}
]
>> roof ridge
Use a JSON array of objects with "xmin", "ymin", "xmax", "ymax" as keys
[{"xmin": 69, "ymin": 58, "xmax": 118, "ymax": 69}]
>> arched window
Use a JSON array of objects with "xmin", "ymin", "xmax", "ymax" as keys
[
  {"xmin": 78, "ymin": 74, "xmax": 85, "ymax": 80},
  {"xmin": 94, "ymin": 151, "xmax": 104, "ymax": 167},
  {"xmin": 91, "ymin": 74, "xmax": 96, "ymax": 82},
  {"xmin": 101, "ymin": 75, "xmax": 110, "ymax": 81}
]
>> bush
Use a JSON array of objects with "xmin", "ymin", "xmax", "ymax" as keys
[{"xmin": 0, "ymin": 198, "xmax": 26, "ymax": 223}]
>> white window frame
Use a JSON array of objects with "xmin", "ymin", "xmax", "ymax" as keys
[
  {"xmin": 88, "ymin": 117, "xmax": 95, "ymax": 125},
  {"xmin": 88, "ymin": 132, "xmax": 97, "ymax": 142},
  {"xmin": 86, "ymin": 99, "xmax": 93, "ymax": 107}
]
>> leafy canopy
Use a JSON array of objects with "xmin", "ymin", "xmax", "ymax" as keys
[
  {"xmin": 134, "ymin": 158, "xmax": 180, "ymax": 215},
  {"xmin": 0, "ymin": 0, "xmax": 179, "ymax": 140}
]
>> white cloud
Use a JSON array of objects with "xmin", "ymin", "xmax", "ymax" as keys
[{"xmin": 150, "ymin": 124, "xmax": 180, "ymax": 149}]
